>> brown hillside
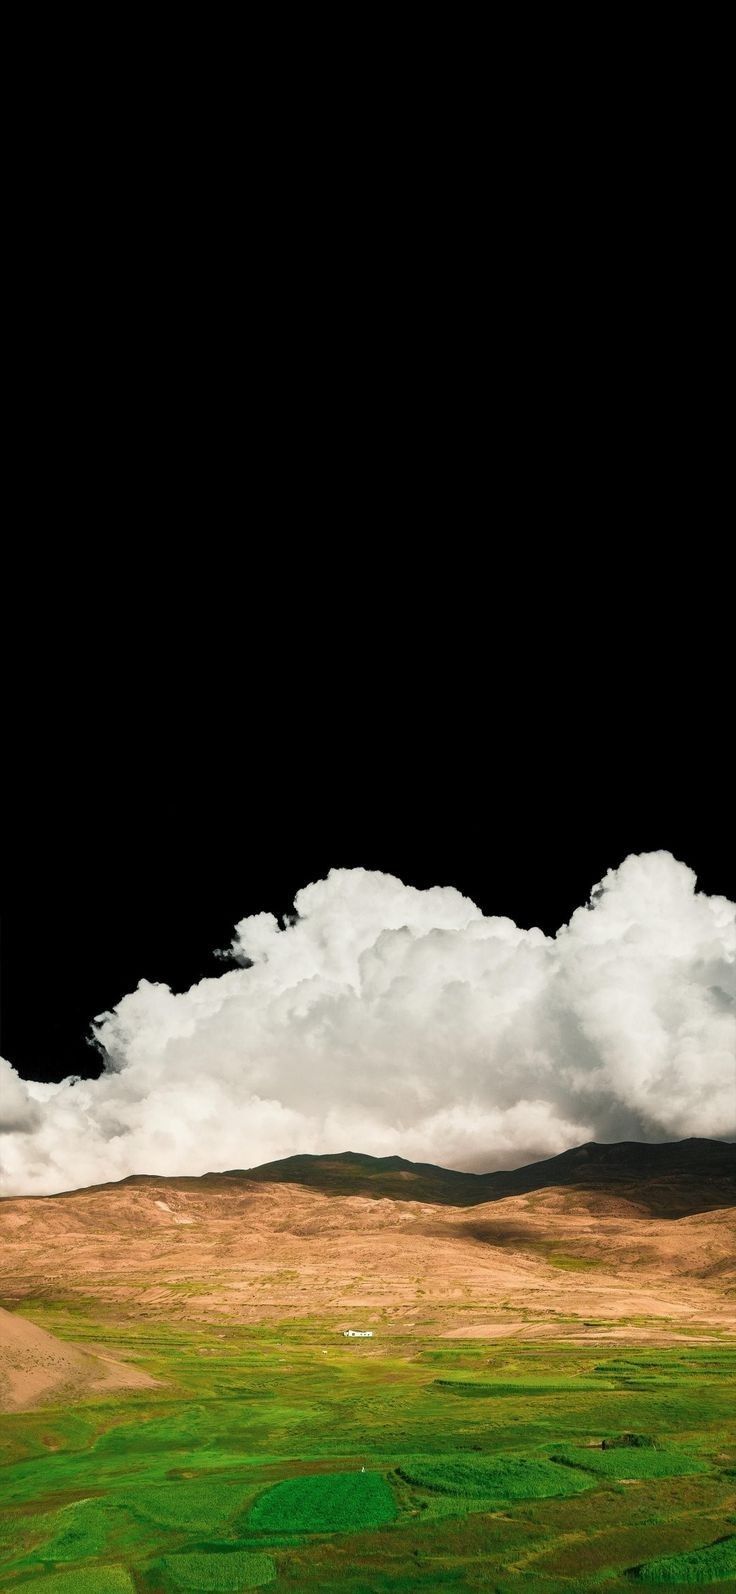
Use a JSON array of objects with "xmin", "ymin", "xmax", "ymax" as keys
[
  {"xmin": 0, "ymin": 1304, "xmax": 159, "ymax": 1412},
  {"xmin": 1, "ymin": 1150, "xmax": 734, "ymax": 1351}
]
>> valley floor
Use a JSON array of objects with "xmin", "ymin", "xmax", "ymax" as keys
[
  {"xmin": 1, "ymin": 1304, "xmax": 735, "ymax": 1592},
  {"xmin": 1, "ymin": 1168, "xmax": 734, "ymax": 1589}
]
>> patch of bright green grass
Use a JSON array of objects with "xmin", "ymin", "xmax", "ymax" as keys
[
  {"xmin": 15, "ymin": 1568, "xmax": 135, "ymax": 1593},
  {"xmin": 396, "ymin": 1454, "xmax": 595, "ymax": 1501},
  {"xmin": 161, "ymin": 1549, "xmax": 275, "ymax": 1589},
  {"xmin": 434, "ymin": 1376, "xmax": 610, "ymax": 1395},
  {"xmin": 248, "ymin": 1470, "xmax": 396, "ymax": 1533},
  {"xmin": 633, "ymin": 1532, "xmax": 736, "ymax": 1583},
  {"xmin": 551, "ymin": 1445, "xmax": 708, "ymax": 1479},
  {"xmin": 124, "ymin": 1481, "xmax": 247, "ymax": 1531},
  {"xmin": 33, "ymin": 1498, "xmax": 120, "ymax": 1561}
]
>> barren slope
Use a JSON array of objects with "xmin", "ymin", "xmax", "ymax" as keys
[
  {"xmin": 0, "ymin": 1304, "xmax": 158, "ymax": 1411},
  {"xmin": 1, "ymin": 1149, "xmax": 734, "ymax": 1348}
]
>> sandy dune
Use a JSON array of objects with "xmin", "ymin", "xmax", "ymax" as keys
[{"xmin": 0, "ymin": 1304, "xmax": 159, "ymax": 1412}]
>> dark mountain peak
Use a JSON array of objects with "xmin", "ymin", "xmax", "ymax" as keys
[
  {"xmin": 233, "ymin": 1138, "xmax": 735, "ymax": 1218},
  {"xmin": 27, "ymin": 1138, "xmax": 735, "ymax": 1217}
]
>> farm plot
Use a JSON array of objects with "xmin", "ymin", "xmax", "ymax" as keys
[
  {"xmin": 248, "ymin": 1470, "xmax": 396, "ymax": 1534},
  {"xmin": 397, "ymin": 1453, "xmax": 596, "ymax": 1501}
]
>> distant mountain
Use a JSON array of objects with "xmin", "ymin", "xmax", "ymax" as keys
[
  {"xmin": 220, "ymin": 1138, "xmax": 736, "ymax": 1217},
  {"xmin": 222, "ymin": 1151, "xmax": 483, "ymax": 1206},
  {"xmin": 22, "ymin": 1138, "xmax": 735, "ymax": 1220},
  {"xmin": 3, "ymin": 1138, "xmax": 734, "ymax": 1356}
]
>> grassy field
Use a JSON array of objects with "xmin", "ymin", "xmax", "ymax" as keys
[
  {"xmin": 395, "ymin": 1455, "xmax": 597, "ymax": 1502},
  {"xmin": 1, "ymin": 1306, "xmax": 735, "ymax": 1591}
]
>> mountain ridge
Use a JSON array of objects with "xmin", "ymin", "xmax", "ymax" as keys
[
  {"xmin": 219, "ymin": 1137, "xmax": 736, "ymax": 1216},
  {"xmin": 12, "ymin": 1137, "xmax": 735, "ymax": 1217},
  {"xmin": 2, "ymin": 1139, "xmax": 734, "ymax": 1347}
]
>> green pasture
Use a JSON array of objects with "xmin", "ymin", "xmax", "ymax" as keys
[
  {"xmin": 550, "ymin": 1446, "xmax": 708, "ymax": 1480},
  {"xmin": 247, "ymin": 1471, "xmax": 396, "ymax": 1534},
  {"xmin": 1, "ymin": 1304, "xmax": 735, "ymax": 1590},
  {"xmin": 395, "ymin": 1454, "xmax": 596, "ymax": 1501},
  {"xmin": 633, "ymin": 1534, "xmax": 736, "ymax": 1583}
]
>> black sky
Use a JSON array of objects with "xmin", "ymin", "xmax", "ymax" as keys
[
  {"xmin": 2, "ymin": 636, "xmax": 733, "ymax": 1086},
  {"xmin": 4, "ymin": 0, "xmax": 733, "ymax": 1096},
  {"xmin": 2, "ymin": 217, "xmax": 732, "ymax": 1088}
]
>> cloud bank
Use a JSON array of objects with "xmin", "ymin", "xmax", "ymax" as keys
[{"xmin": 1, "ymin": 852, "xmax": 734, "ymax": 1196}]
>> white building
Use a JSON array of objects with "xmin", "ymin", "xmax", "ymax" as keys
[{"xmin": 343, "ymin": 1329, "xmax": 374, "ymax": 1337}]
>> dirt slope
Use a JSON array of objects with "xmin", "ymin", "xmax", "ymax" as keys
[
  {"xmin": 0, "ymin": 1304, "xmax": 159, "ymax": 1412},
  {"xmin": 1, "ymin": 1166, "xmax": 734, "ymax": 1348}
]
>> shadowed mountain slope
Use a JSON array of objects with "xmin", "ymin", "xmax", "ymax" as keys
[
  {"xmin": 220, "ymin": 1138, "xmax": 736, "ymax": 1217},
  {"xmin": 27, "ymin": 1137, "xmax": 736, "ymax": 1218}
]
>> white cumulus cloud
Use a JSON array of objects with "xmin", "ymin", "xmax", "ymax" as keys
[{"xmin": 1, "ymin": 852, "xmax": 734, "ymax": 1195}]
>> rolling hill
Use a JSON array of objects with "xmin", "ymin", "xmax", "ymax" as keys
[
  {"xmin": 221, "ymin": 1137, "xmax": 736, "ymax": 1216},
  {"xmin": 1, "ymin": 1140, "xmax": 734, "ymax": 1385}
]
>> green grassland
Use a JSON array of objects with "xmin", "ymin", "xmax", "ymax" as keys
[
  {"xmin": 632, "ymin": 1534, "xmax": 736, "ymax": 1583},
  {"xmin": 1, "ymin": 1305, "xmax": 735, "ymax": 1591},
  {"xmin": 158, "ymin": 1551, "xmax": 275, "ymax": 1589},
  {"xmin": 550, "ymin": 1447, "xmax": 708, "ymax": 1480},
  {"xmin": 395, "ymin": 1455, "xmax": 596, "ymax": 1502},
  {"xmin": 247, "ymin": 1472, "xmax": 396, "ymax": 1534}
]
